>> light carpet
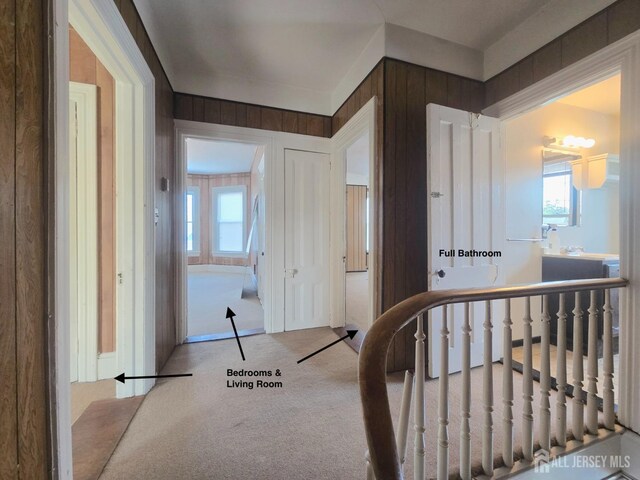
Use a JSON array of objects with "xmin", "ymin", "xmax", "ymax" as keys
[
  {"xmin": 100, "ymin": 328, "xmax": 605, "ymax": 479},
  {"xmin": 187, "ymin": 269, "xmax": 263, "ymax": 336}
]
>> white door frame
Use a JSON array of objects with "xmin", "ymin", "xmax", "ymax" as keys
[
  {"xmin": 69, "ymin": 81, "xmax": 99, "ymax": 383},
  {"xmin": 330, "ymin": 98, "xmax": 377, "ymax": 328},
  {"xmin": 174, "ymin": 120, "xmax": 332, "ymax": 339},
  {"xmin": 484, "ymin": 30, "xmax": 640, "ymax": 432},
  {"xmin": 53, "ymin": 0, "xmax": 156, "ymax": 477}
]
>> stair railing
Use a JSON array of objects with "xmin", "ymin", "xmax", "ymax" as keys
[{"xmin": 359, "ymin": 277, "xmax": 628, "ymax": 480}]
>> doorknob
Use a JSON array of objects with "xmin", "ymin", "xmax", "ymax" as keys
[{"xmin": 433, "ymin": 269, "xmax": 446, "ymax": 278}]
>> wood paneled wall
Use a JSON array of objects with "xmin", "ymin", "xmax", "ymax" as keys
[
  {"xmin": 0, "ymin": 0, "xmax": 49, "ymax": 478},
  {"xmin": 485, "ymin": 0, "xmax": 640, "ymax": 106},
  {"xmin": 346, "ymin": 185, "xmax": 368, "ymax": 272},
  {"xmin": 174, "ymin": 92, "xmax": 332, "ymax": 138},
  {"xmin": 115, "ymin": 0, "xmax": 177, "ymax": 372},
  {"xmin": 187, "ymin": 173, "xmax": 252, "ymax": 266},
  {"xmin": 69, "ymin": 27, "xmax": 117, "ymax": 354}
]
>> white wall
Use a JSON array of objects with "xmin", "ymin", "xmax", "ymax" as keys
[{"xmin": 504, "ymin": 101, "xmax": 619, "ymax": 339}]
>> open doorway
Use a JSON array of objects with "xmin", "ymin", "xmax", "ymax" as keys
[
  {"xmin": 185, "ymin": 138, "xmax": 266, "ymax": 342},
  {"xmin": 345, "ymin": 131, "xmax": 371, "ymax": 334},
  {"xmin": 502, "ymin": 73, "xmax": 621, "ymax": 397},
  {"xmin": 68, "ymin": 24, "xmax": 117, "ymax": 423}
]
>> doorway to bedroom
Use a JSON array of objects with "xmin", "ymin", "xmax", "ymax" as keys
[{"xmin": 185, "ymin": 138, "xmax": 266, "ymax": 342}]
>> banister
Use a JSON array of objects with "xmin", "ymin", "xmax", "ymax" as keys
[{"xmin": 358, "ymin": 277, "xmax": 629, "ymax": 480}]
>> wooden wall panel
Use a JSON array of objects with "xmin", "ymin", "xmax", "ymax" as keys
[
  {"xmin": 116, "ymin": 0, "xmax": 176, "ymax": 372},
  {"xmin": 174, "ymin": 92, "xmax": 332, "ymax": 138},
  {"xmin": 346, "ymin": 185, "xmax": 367, "ymax": 272},
  {"xmin": 485, "ymin": 0, "xmax": 640, "ymax": 107},
  {"xmin": 187, "ymin": 173, "xmax": 252, "ymax": 267},
  {"xmin": 15, "ymin": 0, "xmax": 48, "ymax": 477},
  {"xmin": 0, "ymin": 0, "xmax": 18, "ymax": 476}
]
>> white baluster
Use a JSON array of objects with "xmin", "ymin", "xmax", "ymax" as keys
[
  {"xmin": 502, "ymin": 298, "xmax": 514, "ymax": 468},
  {"xmin": 397, "ymin": 370, "xmax": 415, "ymax": 465},
  {"xmin": 438, "ymin": 307, "xmax": 450, "ymax": 479},
  {"xmin": 483, "ymin": 301, "xmax": 494, "ymax": 476},
  {"xmin": 540, "ymin": 295, "xmax": 551, "ymax": 451},
  {"xmin": 586, "ymin": 290, "xmax": 599, "ymax": 435},
  {"xmin": 556, "ymin": 293, "xmax": 568, "ymax": 446},
  {"xmin": 460, "ymin": 303, "xmax": 472, "ymax": 480},
  {"xmin": 522, "ymin": 296, "xmax": 534, "ymax": 461},
  {"xmin": 414, "ymin": 313, "xmax": 426, "ymax": 480},
  {"xmin": 603, "ymin": 289, "xmax": 615, "ymax": 430},
  {"xmin": 572, "ymin": 292, "xmax": 585, "ymax": 440}
]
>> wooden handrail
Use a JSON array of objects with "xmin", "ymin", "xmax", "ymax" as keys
[{"xmin": 358, "ymin": 277, "xmax": 629, "ymax": 480}]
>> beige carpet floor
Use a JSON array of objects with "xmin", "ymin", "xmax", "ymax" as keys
[
  {"xmin": 188, "ymin": 268, "xmax": 264, "ymax": 336},
  {"xmin": 346, "ymin": 271, "xmax": 369, "ymax": 333},
  {"xmin": 100, "ymin": 328, "xmax": 606, "ymax": 479}
]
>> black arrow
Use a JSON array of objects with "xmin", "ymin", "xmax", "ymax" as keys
[
  {"xmin": 226, "ymin": 307, "xmax": 246, "ymax": 361},
  {"xmin": 114, "ymin": 372, "xmax": 192, "ymax": 384},
  {"xmin": 297, "ymin": 330, "xmax": 358, "ymax": 364}
]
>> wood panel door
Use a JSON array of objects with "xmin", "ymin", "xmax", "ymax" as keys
[
  {"xmin": 346, "ymin": 185, "xmax": 367, "ymax": 272},
  {"xmin": 426, "ymin": 104, "xmax": 505, "ymax": 378},
  {"xmin": 284, "ymin": 149, "xmax": 330, "ymax": 331}
]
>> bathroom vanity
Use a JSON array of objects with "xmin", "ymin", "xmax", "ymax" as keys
[{"xmin": 542, "ymin": 253, "xmax": 620, "ymax": 355}]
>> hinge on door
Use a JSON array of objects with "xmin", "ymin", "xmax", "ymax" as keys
[
  {"xmin": 117, "ymin": 273, "xmax": 123, "ymax": 285},
  {"xmin": 430, "ymin": 191, "xmax": 444, "ymax": 198}
]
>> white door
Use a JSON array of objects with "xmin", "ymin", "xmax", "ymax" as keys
[
  {"xmin": 284, "ymin": 149, "xmax": 331, "ymax": 331},
  {"xmin": 257, "ymin": 156, "xmax": 265, "ymax": 302},
  {"xmin": 426, "ymin": 104, "xmax": 505, "ymax": 377}
]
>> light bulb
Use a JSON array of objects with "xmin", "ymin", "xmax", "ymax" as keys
[
  {"xmin": 563, "ymin": 135, "xmax": 576, "ymax": 147},
  {"xmin": 584, "ymin": 138, "xmax": 595, "ymax": 148}
]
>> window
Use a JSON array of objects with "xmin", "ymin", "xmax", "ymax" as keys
[
  {"xmin": 212, "ymin": 185, "xmax": 247, "ymax": 256},
  {"xmin": 186, "ymin": 186, "xmax": 200, "ymax": 254},
  {"xmin": 542, "ymin": 161, "xmax": 579, "ymax": 226}
]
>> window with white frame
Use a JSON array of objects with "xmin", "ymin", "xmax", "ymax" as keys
[
  {"xmin": 186, "ymin": 186, "xmax": 200, "ymax": 254},
  {"xmin": 542, "ymin": 160, "xmax": 579, "ymax": 227},
  {"xmin": 212, "ymin": 185, "xmax": 247, "ymax": 256}
]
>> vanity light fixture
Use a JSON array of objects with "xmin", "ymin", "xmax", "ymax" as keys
[{"xmin": 543, "ymin": 135, "xmax": 596, "ymax": 149}]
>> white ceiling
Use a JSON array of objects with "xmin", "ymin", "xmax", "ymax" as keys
[
  {"xmin": 134, "ymin": 0, "xmax": 615, "ymax": 114},
  {"xmin": 186, "ymin": 139, "xmax": 258, "ymax": 175},
  {"xmin": 557, "ymin": 75, "xmax": 621, "ymax": 116}
]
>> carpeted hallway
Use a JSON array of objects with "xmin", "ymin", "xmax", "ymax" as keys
[{"xmin": 100, "ymin": 328, "xmax": 606, "ymax": 479}]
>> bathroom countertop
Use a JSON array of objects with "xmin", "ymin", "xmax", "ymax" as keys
[{"xmin": 541, "ymin": 252, "xmax": 619, "ymax": 262}]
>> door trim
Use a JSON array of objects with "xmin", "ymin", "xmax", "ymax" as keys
[
  {"xmin": 69, "ymin": 81, "xmax": 99, "ymax": 383},
  {"xmin": 174, "ymin": 120, "xmax": 332, "ymax": 339},
  {"xmin": 331, "ymin": 97, "xmax": 378, "ymax": 329},
  {"xmin": 53, "ymin": 0, "xmax": 156, "ymax": 476},
  {"xmin": 484, "ymin": 30, "xmax": 640, "ymax": 432}
]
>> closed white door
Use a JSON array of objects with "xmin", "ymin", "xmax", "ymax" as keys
[
  {"xmin": 427, "ymin": 104, "xmax": 505, "ymax": 377},
  {"xmin": 284, "ymin": 149, "xmax": 330, "ymax": 331}
]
